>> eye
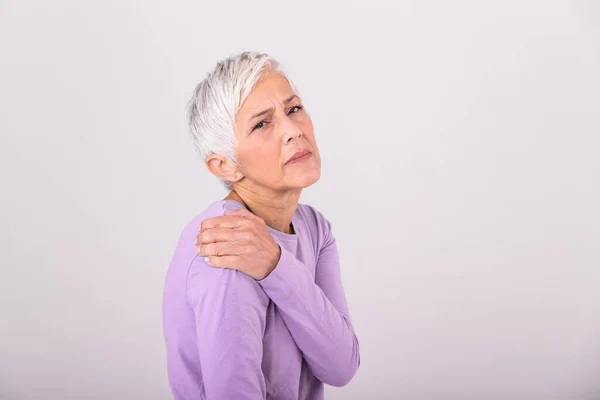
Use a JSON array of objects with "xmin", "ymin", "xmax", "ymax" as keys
[
  {"xmin": 250, "ymin": 105, "xmax": 303, "ymax": 133},
  {"xmin": 252, "ymin": 120, "xmax": 269, "ymax": 132},
  {"xmin": 288, "ymin": 104, "xmax": 303, "ymax": 114}
]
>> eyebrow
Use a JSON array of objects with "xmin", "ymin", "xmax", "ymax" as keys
[{"xmin": 248, "ymin": 94, "xmax": 299, "ymax": 121}]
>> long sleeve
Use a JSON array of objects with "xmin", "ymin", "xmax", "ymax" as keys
[
  {"xmin": 256, "ymin": 216, "xmax": 361, "ymax": 387},
  {"xmin": 186, "ymin": 254, "xmax": 269, "ymax": 399}
]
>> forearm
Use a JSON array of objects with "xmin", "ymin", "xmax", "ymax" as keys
[{"xmin": 257, "ymin": 245, "xmax": 360, "ymax": 387}]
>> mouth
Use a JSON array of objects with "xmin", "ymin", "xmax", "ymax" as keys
[{"xmin": 285, "ymin": 150, "xmax": 312, "ymax": 165}]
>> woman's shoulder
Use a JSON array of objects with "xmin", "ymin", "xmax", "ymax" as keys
[
  {"xmin": 297, "ymin": 202, "xmax": 333, "ymax": 242},
  {"xmin": 167, "ymin": 200, "xmax": 228, "ymax": 273},
  {"xmin": 298, "ymin": 202, "xmax": 330, "ymax": 223},
  {"xmin": 179, "ymin": 200, "xmax": 226, "ymax": 240}
]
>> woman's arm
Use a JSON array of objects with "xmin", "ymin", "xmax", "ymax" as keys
[
  {"xmin": 256, "ymin": 214, "xmax": 361, "ymax": 387},
  {"xmin": 186, "ymin": 255, "xmax": 268, "ymax": 399}
]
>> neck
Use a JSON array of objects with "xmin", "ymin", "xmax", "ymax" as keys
[{"xmin": 224, "ymin": 187, "xmax": 300, "ymax": 234}]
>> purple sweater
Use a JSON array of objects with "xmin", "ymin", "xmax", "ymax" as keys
[{"xmin": 162, "ymin": 199, "xmax": 360, "ymax": 399}]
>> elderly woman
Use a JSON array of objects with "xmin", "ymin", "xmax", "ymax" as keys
[{"xmin": 162, "ymin": 51, "xmax": 360, "ymax": 400}]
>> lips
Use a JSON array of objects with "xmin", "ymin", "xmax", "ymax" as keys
[{"xmin": 286, "ymin": 150, "xmax": 311, "ymax": 165}]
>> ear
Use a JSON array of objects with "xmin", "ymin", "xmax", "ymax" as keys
[{"xmin": 205, "ymin": 154, "xmax": 244, "ymax": 183}]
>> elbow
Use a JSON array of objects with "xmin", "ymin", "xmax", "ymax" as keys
[{"xmin": 325, "ymin": 351, "xmax": 361, "ymax": 387}]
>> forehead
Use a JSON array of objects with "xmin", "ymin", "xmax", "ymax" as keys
[{"xmin": 239, "ymin": 73, "xmax": 294, "ymax": 111}]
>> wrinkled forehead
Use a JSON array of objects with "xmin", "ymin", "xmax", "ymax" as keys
[
  {"xmin": 241, "ymin": 73, "xmax": 294, "ymax": 107},
  {"xmin": 236, "ymin": 74, "xmax": 298, "ymax": 123}
]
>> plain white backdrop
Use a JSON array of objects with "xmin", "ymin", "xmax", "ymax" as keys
[{"xmin": 1, "ymin": 0, "xmax": 599, "ymax": 399}]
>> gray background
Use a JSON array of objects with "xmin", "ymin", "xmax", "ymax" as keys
[{"xmin": 1, "ymin": 0, "xmax": 599, "ymax": 399}]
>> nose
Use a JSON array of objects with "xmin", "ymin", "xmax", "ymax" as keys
[{"xmin": 282, "ymin": 118, "xmax": 303, "ymax": 143}]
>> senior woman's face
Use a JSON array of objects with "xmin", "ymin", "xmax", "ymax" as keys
[{"xmin": 233, "ymin": 72, "xmax": 321, "ymax": 191}]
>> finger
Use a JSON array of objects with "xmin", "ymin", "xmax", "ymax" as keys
[
  {"xmin": 196, "ymin": 227, "xmax": 239, "ymax": 245},
  {"xmin": 200, "ymin": 215, "xmax": 245, "ymax": 232},
  {"xmin": 206, "ymin": 254, "xmax": 242, "ymax": 270},
  {"xmin": 198, "ymin": 241, "xmax": 249, "ymax": 257}
]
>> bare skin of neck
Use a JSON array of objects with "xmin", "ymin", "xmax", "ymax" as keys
[{"xmin": 223, "ymin": 189, "xmax": 298, "ymax": 235}]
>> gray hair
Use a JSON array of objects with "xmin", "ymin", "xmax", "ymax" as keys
[{"xmin": 186, "ymin": 51, "xmax": 299, "ymax": 190}]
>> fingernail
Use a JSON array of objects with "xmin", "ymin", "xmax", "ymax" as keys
[{"xmin": 223, "ymin": 201, "xmax": 239, "ymax": 211}]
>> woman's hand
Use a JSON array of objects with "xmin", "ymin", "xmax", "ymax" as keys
[{"xmin": 195, "ymin": 208, "xmax": 282, "ymax": 280}]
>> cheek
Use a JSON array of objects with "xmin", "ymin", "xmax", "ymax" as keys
[
  {"xmin": 302, "ymin": 120, "xmax": 318, "ymax": 149},
  {"xmin": 302, "ymin": 115, "xmax": 314, "ymax": 133},
  {"xmin": 301, "ymin": 117, "xmax": 316, "ymax": 141},
  {"xmin": 239, "ymin": 142, "xmax": 281, "ymax": 172}
]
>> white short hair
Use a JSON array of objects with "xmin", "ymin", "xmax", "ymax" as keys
[{"xmin": 186, "ymin": 51, "xmax": 299, "ymax": 190}]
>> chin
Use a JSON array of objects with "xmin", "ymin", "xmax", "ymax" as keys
[
  {"xmin": 278, "ymin": 169, "xmax": 319, "ymax": 190},
  {"xmin": 297, "ymin": 169, "xmax": 321, "ymax": 188}
]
